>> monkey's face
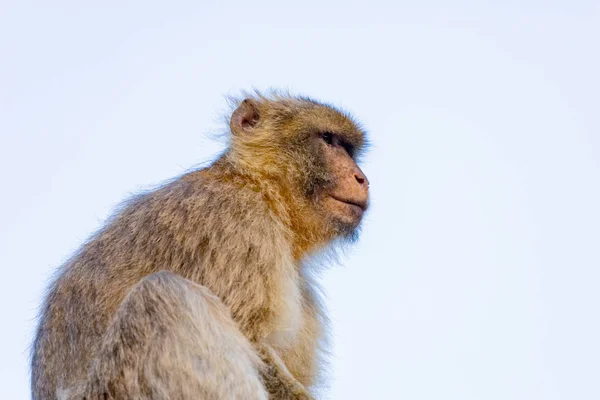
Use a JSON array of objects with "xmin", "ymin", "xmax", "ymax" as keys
[
  {"xmin": 310, "ymin": 131, "xmax": 369, "ymax": 234},
  {"xmin": 229, "ymin": 95, "xmax": 369, "ymax": 239}
]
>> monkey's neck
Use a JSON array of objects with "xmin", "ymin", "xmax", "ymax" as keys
[
  {"xmin": 264, "ymin": 183, "xmax": 331, "ymax": 261},
  {"xmin": 208, "ymin": 159, "xmax": 331, "ymax": 261}
]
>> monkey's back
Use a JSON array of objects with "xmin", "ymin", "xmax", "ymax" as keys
[{"xmin": 31, "ymin": 167, "xmax": 287, "ymax": 399}]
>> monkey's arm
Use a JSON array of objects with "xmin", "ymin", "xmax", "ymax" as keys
[
  {"xmin": 73, "ymin": 271, "xmax": 268, "ymax": 400},
  {"xmin": 69, "ymin": 270, "xmax": 312, "ymax": 400}
]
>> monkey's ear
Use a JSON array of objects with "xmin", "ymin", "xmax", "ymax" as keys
[{"xmin": 230, "ymin": 99, "xmax": 261, "ymax": 135}]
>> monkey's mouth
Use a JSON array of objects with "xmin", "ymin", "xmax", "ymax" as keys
[{"xmin": 329, "ymin": 196, "xmax": 368, "ymax": 213}]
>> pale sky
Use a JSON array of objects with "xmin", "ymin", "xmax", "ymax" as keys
[{"xmin": 1, "ymin": 2, "xmax": 599, "ymax": 399}]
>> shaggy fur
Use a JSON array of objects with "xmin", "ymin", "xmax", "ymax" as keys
[{"xmin": 31, "ymin": 92, "xmax": 369, "ymax": 399}]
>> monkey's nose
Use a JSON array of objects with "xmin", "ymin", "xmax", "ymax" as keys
[{"xmin": 354, "ymin": 169, "xmax": 369, "ymax": 188}]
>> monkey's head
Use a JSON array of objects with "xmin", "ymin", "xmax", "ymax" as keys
[{"xmin": 226, "ymin": 92, "xmax": 369, "ymax": 253}]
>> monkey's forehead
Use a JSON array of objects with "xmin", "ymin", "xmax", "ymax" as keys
[
  {"xmin": 274, "ymin": 96, "xmax": 362, "ymax": 128},
  {"xmin": 299, "ymin": 105, "xmax": 364, "ymax": 138}
]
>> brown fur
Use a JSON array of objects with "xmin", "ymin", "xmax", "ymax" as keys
[{"xmin": 31, "ymin": 91, "xmax": 369, "ymax": 399}]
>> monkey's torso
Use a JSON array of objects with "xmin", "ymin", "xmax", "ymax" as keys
[{"xmin": 32, "ymin": 167, "xmax": 325, "ymax": 398}]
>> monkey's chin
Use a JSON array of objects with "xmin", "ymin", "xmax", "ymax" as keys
[
  {"xmin": 325, "ymin": 196, "xmax": 365, "ymax": 220},
  {"xmin": 330, "ymin": 217, "xmax": 362, "ymax": 243},
  {"xmin": 321, "ymin": 196, "xmax": 365, "ymax": 238},
  {"xmin": 332, "ymin": 211, "xmax": 363, "ymax": 229}
]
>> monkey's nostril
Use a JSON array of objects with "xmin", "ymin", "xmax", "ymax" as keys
[{"xmin": 354, "ymin": 173, "xmax": 368, "ymax": 186}]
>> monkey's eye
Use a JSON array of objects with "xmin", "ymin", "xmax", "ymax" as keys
[
  {"xmin": 342, "ymin": 142, "xmax": 355, "ymax": 158},
  {"xmin": 321, "ymin": 132, "xmax": 334, "ymax": 145}
]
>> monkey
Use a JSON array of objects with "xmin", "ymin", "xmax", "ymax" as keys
[{"xmin": 31, "ymin": 91, "xmax": 370, "ymax": 400}]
